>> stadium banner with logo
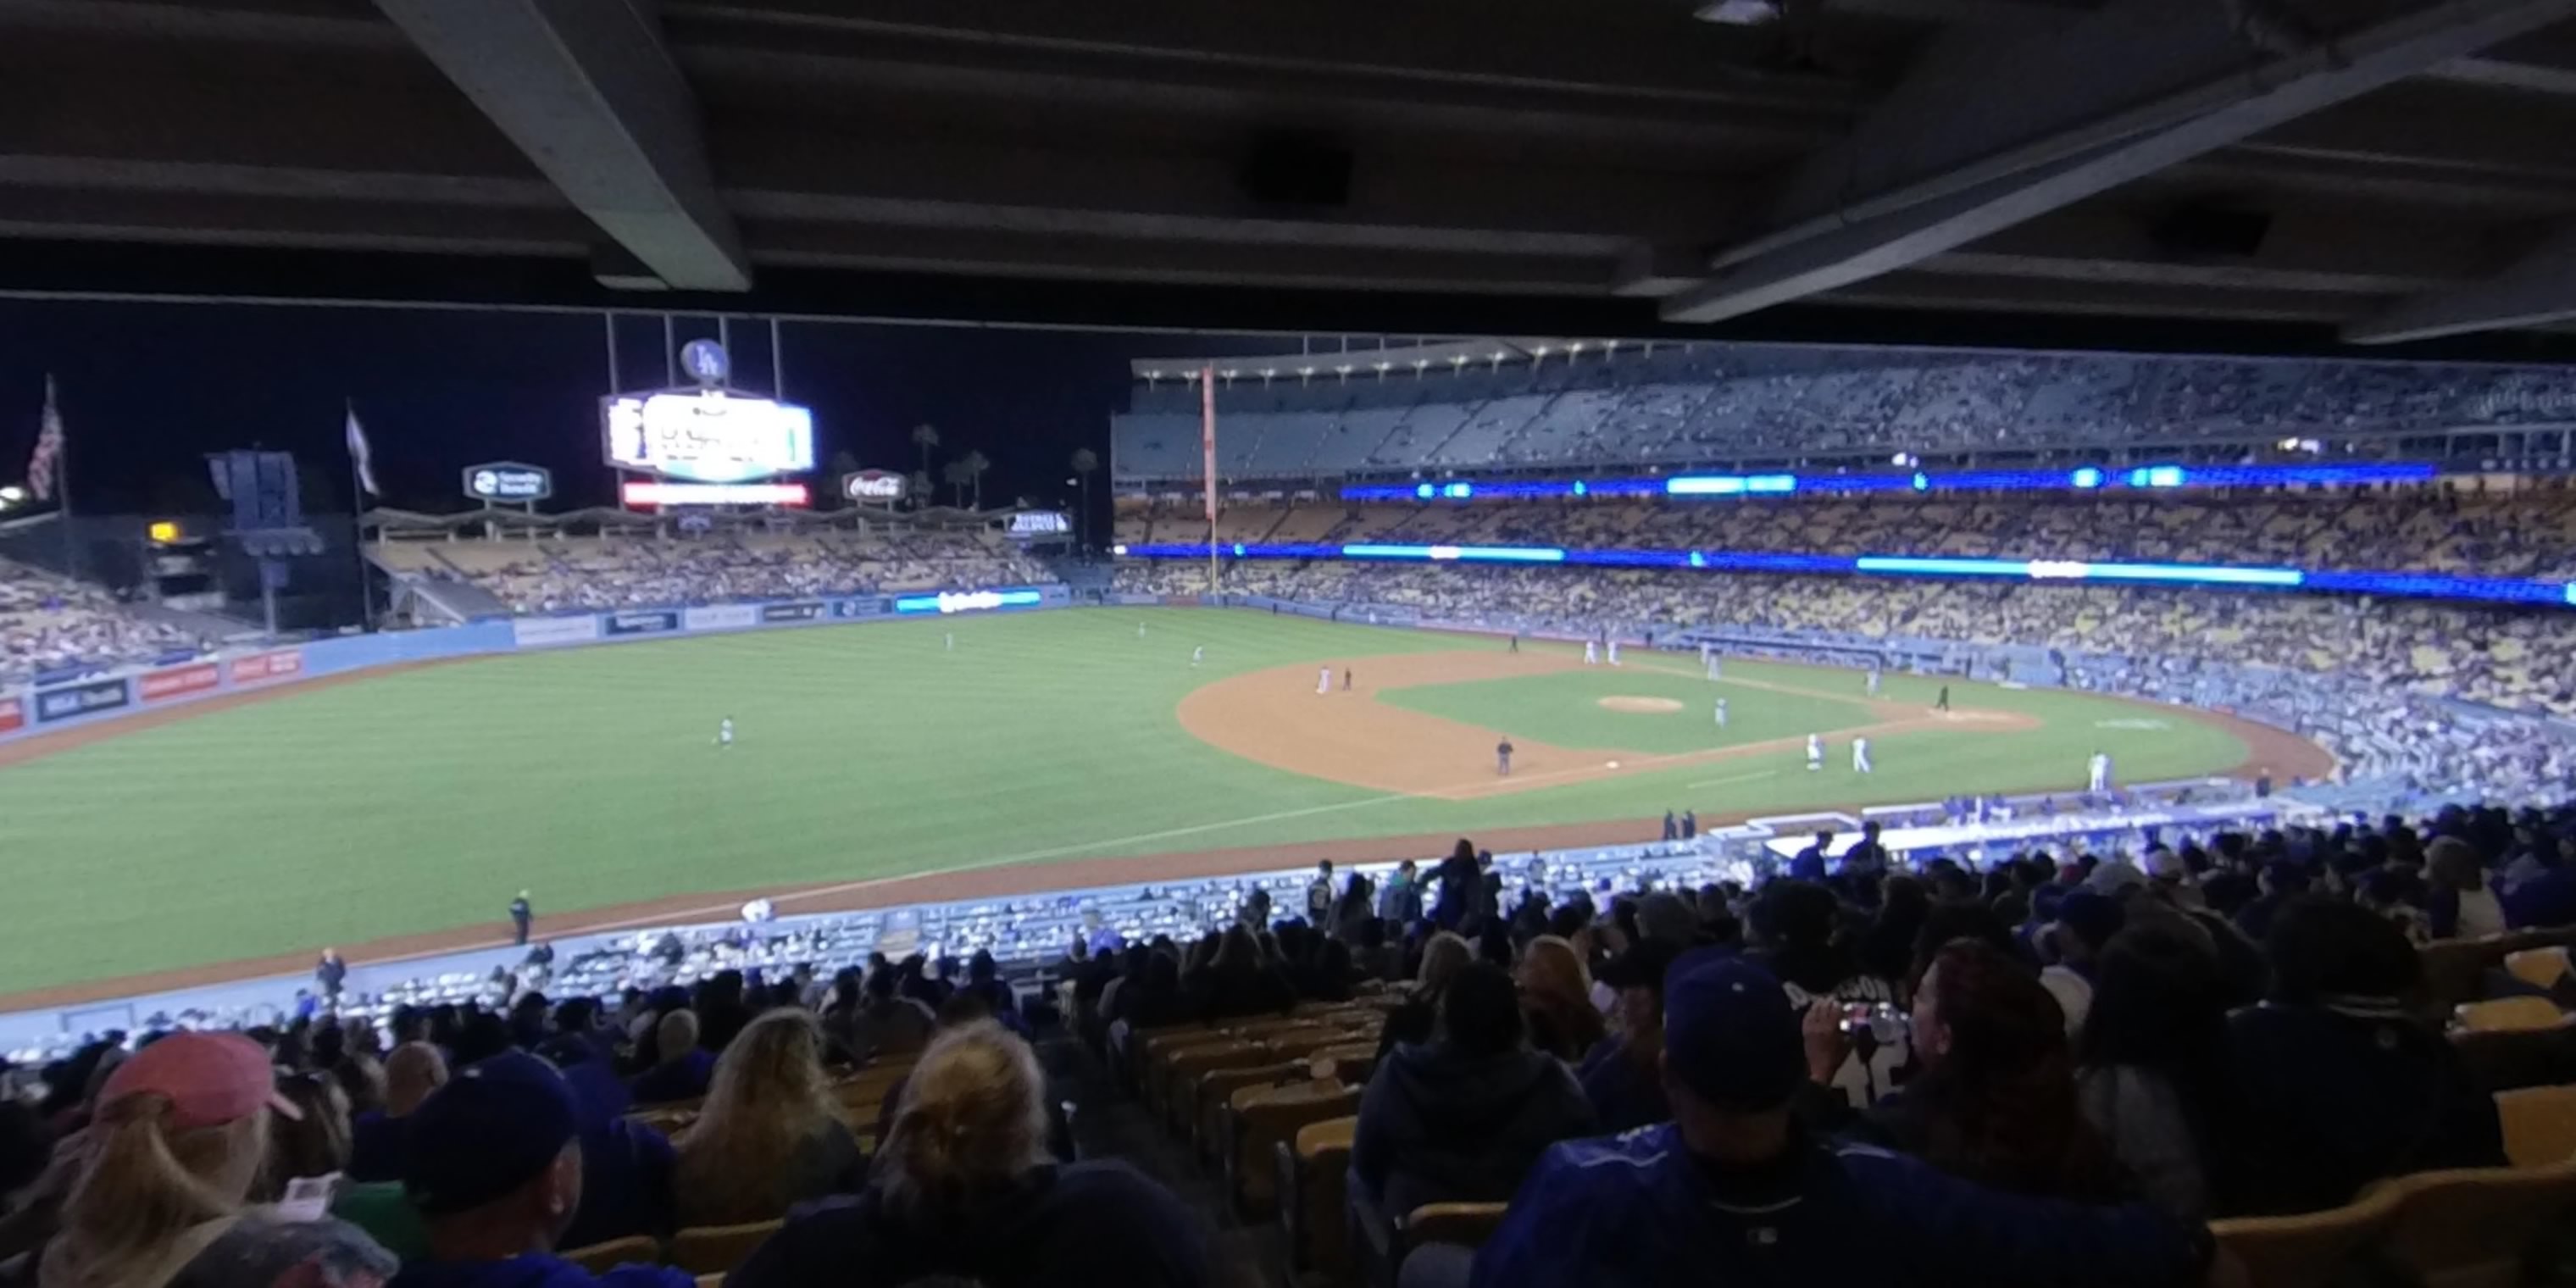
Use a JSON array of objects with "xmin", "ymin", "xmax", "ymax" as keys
[
  {"xmin": 228, "ymin": 649, "xmax": 305, "ymax": 684},
  {"xmin": 462, "ymin": 462, "xmax": 553, "ymax": 503},
  {"xmin": 832, "ymin": 597, "xmax": 887, "ymax": 619},
  {"xmin": 761, "ymin": 602, "xmax": 826, "ymax": 623},
  {"xmin": 35, "ymin": 678, "xmax": 130, "ymax": 724},
  {"xmin": 513, "ymin": 615, "xmax": 602, "ymax": 648},
  {"xmin": 682, "ymin": 604, "xmax": 761, "ymax": 632},
  {"xmin": 0, "ymin": 696, "xmax": 22, "ymax": 734},
  {"xmin": 842, "ymin": 469, "xmax": 905, "ymax": 502},
  {"xmin": 604, "ymin": 610, "xmax": 680, "ymax": 636},
  {"xmin": 138, "ymin": 663, "xmax": 220, "ymax": 703}
]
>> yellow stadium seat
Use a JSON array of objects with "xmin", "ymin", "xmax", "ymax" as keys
[
  {"xmin": 2208, "ymin": 1185, "xmax": 2401, "ymax": 1288},
  {"xmin": 562, "ymin": 1235, "xmax": 660, "ymax": 1274},
  {"xmin": 1195, "ymin": 1060, "xmax": 1303, "ymax": 1162},
  {"xmin": 1165, "ymin": 1041, "xmax": 1280, "ymax": 1135},
  {"xmin": 669, "ymin": 1219, "xmax": 784, "ymax": 1274},
  {"xmin": 2454, "ymin": 997, "xmax": 2568, "ymax": 1034},
  {"xmin": 1403, "ymin": 1202, "xmax": 1510, "ymax": 1252},
  {"xmin": 2496, "ymin": 1085, "xmax": 2576, "ymax": 1169},
  {"xmin": 2379, "ymin": 1160, "xmax": 2576, "ymax": 1288},
  {"xmin": 2506, "ymin": 947, "xmax": 2572, "ymax": 991},
  {"xmin": 1280, "ymin": 1116, "xmax": 1357, "ymax": 1281},
  {"xmin": 1227, "ymin": 1080, "xmax": 1362, "ymax": 1219}
]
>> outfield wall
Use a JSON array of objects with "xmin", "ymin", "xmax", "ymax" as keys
[{"xmin": 0, "ymin": 585, "xmax": 1071, "ymax": 744}]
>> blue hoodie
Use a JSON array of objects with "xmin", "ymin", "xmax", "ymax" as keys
[
  {"xmin": 1473, "ymin": 1124, "xmax": 2207, "ymax": 1288},
  {"xmin": 391, "ymin": 1252, "xmax": 694, "ymax": 1288}
]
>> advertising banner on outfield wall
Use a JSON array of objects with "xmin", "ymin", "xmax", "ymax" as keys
[
  {"xmin": 832, "ymin": 598, "xmax": 886, "ymax": 619},
  {"xmin": 604, "ymin": 610, "xmax": 680, "ymax": 636},
  {"xmin": 228, "ymin": 650, "xmax": 305, "ymax": 684},
  {"xmin": 138, "ymin": 663, "xmax": 220, "ymax": 703},
  {"xmin": 682, "ymin": 604, "xmax": 760, "ymax": 632},
  {"xmin": 35, "ymin": 678, "xmax": 130, "ymax": 724},
  {"xmin": 761, "ymin": 602, "xmax": 825, "ymax": 623},
  {"xmin": 0, "ymin": 697, "xmax": 21, "ymax": 734},
  {"xmin": 513, "ymin": 616, "xmax": 602, "ymax": 648}
]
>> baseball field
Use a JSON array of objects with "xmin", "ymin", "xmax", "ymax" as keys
[{"xmin": 0, "ymin": 607, "xmax": 2325, "ymax": 1004}]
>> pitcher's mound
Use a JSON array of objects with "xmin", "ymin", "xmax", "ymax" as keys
[{"xmin": 1598, "ymin": 696, "xmax": 1685, "ymax": 714}]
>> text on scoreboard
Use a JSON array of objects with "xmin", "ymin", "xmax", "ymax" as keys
[{"xmin": 602, "ymin": 390, "xmax": 814, "ymax": 484}]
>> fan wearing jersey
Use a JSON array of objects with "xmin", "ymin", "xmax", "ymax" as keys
[{"xmin": 1746, "ymin": 880, "xmax": 1901, "ymax": 1110}]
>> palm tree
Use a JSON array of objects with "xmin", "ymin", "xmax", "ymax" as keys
[
  {"xmin": 910, "ymin": 424, "xmax": 940, "ymax": 479},
  {"xmin": 962, "ymin": 450, "xmax": 992, "ymax": 511},
  {"xmin": 1069, "ymin": 447, "xmax": 1099, "ymax": 548},
  {"xmin": 941, "ymin": 458, "xmax": 974, "ymax": 509}
]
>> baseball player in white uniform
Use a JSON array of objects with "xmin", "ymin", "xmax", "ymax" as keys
[
  {"xmin": 944, "ymin": 631, "xmax": 954, "ymax": 652},
  {"xmin": 1191, "ymin": 645, "xmax": 1205, "ymax": 667},
  {"xmin": 715, "ymin": 716, "xmax": 735, "ymax": 749},
  {"xmin": 1806, "ymin": 734, "xmax": 1824, "ymax": 771},
  {"xmin": 1865, "ymin": 669, "xmax": 1881, "ymax": 697},
  {"xmin": 1607, "ymin": 641, "xmax": 1622, "ymax": 666},
  {"xmin": 1584, "ymin": 640, "xmax": 1598, "ymax": 665},
  {"xmin": 2088, "ymin": 751, "xmax": 2113, "ymax": 792},
  {"xmin": 1852, "ymin": 736, "xmax": 1873, "ymax": 774},
  {"xmin": 1318, "ymin": 667, "xmax": 1332, "ymax": 695},
  {"xmin": 1707, "ymin": 655, "xmax": 1722, "ymax": 681},
  {"xmin": 1137, "ymin": 621, "xmax": 1147, "ymax": 640},
  {"xmin": 1713, "ymin": 697, "xmax": 1729, "ymax": 730}
]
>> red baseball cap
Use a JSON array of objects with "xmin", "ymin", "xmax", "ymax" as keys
[{"xmin": 97, "ymin": 1032, "xmax": 299, "ymax": 1132}]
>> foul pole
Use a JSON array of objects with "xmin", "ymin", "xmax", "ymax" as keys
[{"xmin": 1201, "ymin": 364, "xmax": 1219, "ymax": 595}]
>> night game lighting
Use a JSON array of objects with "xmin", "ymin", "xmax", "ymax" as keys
[{"xmin": 1338, "ymin": 460, "xmax": 2442, "ymax": 503}]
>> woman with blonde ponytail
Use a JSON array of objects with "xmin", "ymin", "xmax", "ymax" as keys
[
  {"xmin": 40, "ymin": 1031, "xmax": 393, "ymax": 1288},
  {"xmin": 729, "ymin": 1021, "xmax": 1214, "ymax": 1288}
]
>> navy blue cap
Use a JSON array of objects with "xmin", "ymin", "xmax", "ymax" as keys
[
  {"xmin": 403, "ymin": 1051, "xmax": 579, "ymax": 1215},
  {"xmin": 1662, "ymin": 951, "xmax": 1804, "ymax": 1112}
]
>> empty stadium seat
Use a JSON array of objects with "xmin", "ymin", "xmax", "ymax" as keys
[
  {"xmin": 2378, "ymin": 1160, "xmax": 2576, "ymax": 1288},
  {"xmin": 2496, "ymin": 1085, "xmax": 2576, "ymax": 1169},
  {"xmin": 2507, "ymin": 947, "xmax": 2573, "ymax": 992},
  {"xmin": 669, "ymin": 1219, "xmax": 784, "ymax": 1274},
  {"xmin": 2208, "ymin": 1186, "xmax": 2402, "ymax": 1288},
  {"xmin": 1225, "ymin": 1080, "xmax": 1363, "ymax": 1218},
  {"xmin": 2455, "ymin": 997, "xmax": 2570, "ymax": 1034},
  {"xmin": 1280, "ymin": 1115, "xmax": 1357, "ymax": 1281}
]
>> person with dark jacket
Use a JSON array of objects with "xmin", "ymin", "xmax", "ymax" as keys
[
  {"xmin": 1578, "ymin": 940, "xmax": 1680, "ymax": 1132},
  {"xmin": 1460, "ymin": 954, "xmax": 2211, "ymax": 1288},
  {"xmin": 1188, "ymin": 926, "xmax": 1296, "ymax": 1022},
  {"xmin": 2228, "ymin": 897, "xmax": 2505, "ymax": 1215},
  {"xmin": 1431, "ymin": 840, "xmax": 1482, "ymax": 930},
  {"xmin": 394, "ymin": 1052, "xmax": 691, "ymax": 1288},
  {"xmin": 1351, "ymin": 962, "xmax": 1596, "ymax": 1219}
]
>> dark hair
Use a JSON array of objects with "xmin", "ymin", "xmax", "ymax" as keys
[
  {"xmin": 1911, "ymin": 902, "xmax": 2017, "ymax": 984},
  {"xmin": 2266, "ymin": 897, "xmax": 2419, "ymax": 1002},
  {"xmin": 1913, "ymin": 940, "xmax": 2120, "ymax": 1200},
  {"xmin": 1437, "ymin": 962, "xmax": 1526, "ymax": 1058},
  {"xmin": 1751, "ymin": 880, "xmax": 1836, "ymax": 949}
]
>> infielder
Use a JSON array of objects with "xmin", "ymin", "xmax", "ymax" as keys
[
  {"xmin": 1496, "ymin": 738, "xmax": 1514, "ymax": 776},
  {"xmin": 1191, "ymin": 645, "xmax": 1205, "ymax": 667},
  {"xmin": 1713, "ymin": 697, "xmax": 1729, "ymax": 730},
  {"xmin": 1584, "ymin": 640, "xmax": 1599, "ymax": 665},
  {"xmin": 1806, "ymin": 733, "xmax": 1824, "ymax": 771},
  {"xmin": 1852, "ymin": 736, "xmax": 1873, "ymax": 774},
  {"xmin": 1318, "ymin": 667, "xmax": 1332, "ymax": 695},
  {"xmin": 715, "ymin": 715, "xmax": 735, "ymax": 749},
  {"xmin": 1865, "ymin": 669, "xmax": 1881, "ymax": 697},
  {"xmin": 1707, "ymin": 656, "xmax": 1722, "ymax": 681},
  {"xmin": 2088, "ymin": 750, "xmax": 2113, "ymax": 792},
  {"xmin": 1607, "ymin": 640, "xmax": 1622, "ymax": 667}
]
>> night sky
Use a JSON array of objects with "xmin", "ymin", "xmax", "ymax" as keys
[{"xmin": 0, "ymin": 299, "xmax": 1240, "ymax": 520}]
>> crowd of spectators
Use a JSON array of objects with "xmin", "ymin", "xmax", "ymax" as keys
[
  {"xmin": 0, "ymin": 558, "xmax": 200, "ymax": 686},
  {"xmin": 5, "ymin": 798, "xmax": 2572, "ymax": 1287},
  {"xmin": 1114, "ymin": 342, "xmax": 2576, "ymax": 478},
  {"xmin": 404, "ymin": 531, "xmax": 1052, "ymax": 614}
]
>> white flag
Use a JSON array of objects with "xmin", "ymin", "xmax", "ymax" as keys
[
  {"xmin": 28, "ymin": 377, "xmax": 64, "ymax": 502},
  {"xmin": 345, "ymin": 406, "xmax": 380, "ymax": 497}
]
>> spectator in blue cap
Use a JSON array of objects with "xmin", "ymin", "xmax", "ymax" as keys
[
  {"xmin": 1457, "ymin": 952, "xmax": 2210, "ymax": 1288},
  {"xmin": 391, "ymin": 1052, "xmax": 691, "ymax": 1288}
]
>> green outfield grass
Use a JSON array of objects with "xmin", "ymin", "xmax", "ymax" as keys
[{"xmin": 0, "ymin": 608, "xmax": 2249, "ymax": 993}]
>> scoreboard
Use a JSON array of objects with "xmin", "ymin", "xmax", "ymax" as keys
[{"xmin": 602, "ymin": 389, "xmax": 814, "ymax": 485}]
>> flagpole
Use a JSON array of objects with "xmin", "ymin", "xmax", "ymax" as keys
[
  {"xmin": 52, "ymin": 377, "xmax": 74, "ymax": 580},
  {"xmin": 347, "ymin": 399, "xmax": 375, "ymax": 633}
]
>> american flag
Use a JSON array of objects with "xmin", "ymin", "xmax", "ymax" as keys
[{"xmin": 27, "ymin": 376, "xmax": 64, "ymax": 502}]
